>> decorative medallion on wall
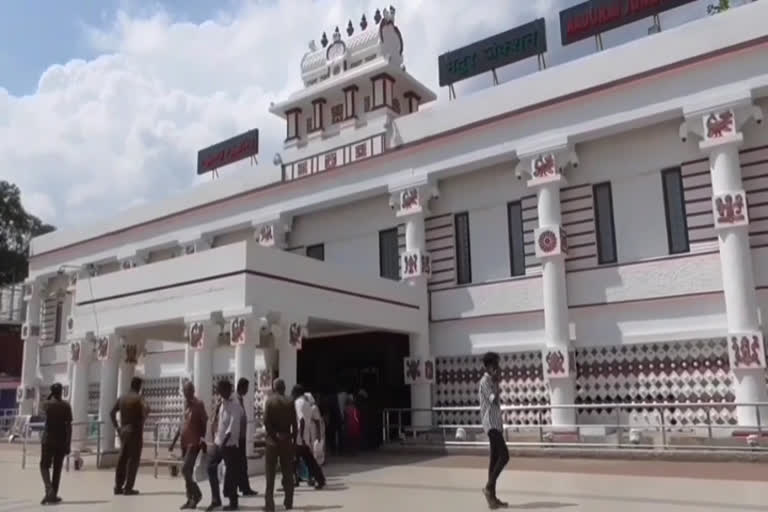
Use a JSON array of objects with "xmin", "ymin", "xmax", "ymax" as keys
[
  {"xmin": 532, "ymin": 153, "xmax": 557, "ymax": 179},
  {"xmin": 331, "ymin": 104, "xmax": 344, "ymax": 123},
  {"xmin": 230, "ymin": 317, "xmax": 247, "ymax": 346},
  {"xmin": 258, "ymin": 224, "xmax": 275, "ymax": 247},
  {"xmin": 297, "ymin": 161, "xmax": 308, "ymax": 177},
  {"xmin": 96, "ymin": 336, "xmax": 110, "ymax": 361},
  {"xmin": 403, "ymin": 358, "xmax": 421, "ymax": 385},
  {"xmin": 560, "ymin": 227, "xmax": 569, "ymax": 254},
  {"xmin": 288, "ymin": 322, "xmax": 306, "ymax": 350},
  {"xmin": 184, "ymin": 244, "xmax": 196, "ymax": 255},
  {"xmin": 713, "ymin": 192, "xmax": 748, "ymax": 228},
  {"xmin": 543, "ymin": 348, "xmax": 572, "ymax": 379},
  {"xmin": 325, "ymin": 152, "xmax": 337, "ymax": 170},
  {"xmin": 703, "ymin": 110, "xmax": 736, "ymax": 140},
  {"xmin": 25, "ymin": 387, "xmax": 36, "ymax": 401},
  {"xmin": 400, "ymin": 251, "xmax": 431, "ymax": 279},
  {"xmin": 66, "ymin": 316, "xmax": 74, "ymax": 333},
  {"xmin": 728, "ymin": 332, "xmax": 766, "ymax": 369},
  {"xmin": 70, "ymin": 341, "xmax": 81, "ymax": 363},
  {"xmin": 534, "ymin": 226, "xmax": 566, "ymax": 258},
  {"xmin": 539, "ymin": 230, "xmax": 557, "ymax": 253},
  {"xmin": 258, "ymin": 368, "xmax": 274, "ymax": 391},
  {"xmin": 421, "ymin": 253, "xmax": 432, "ymax": 277},
  {"xmin": 188, "ymin": 322, "xmax": 204, "ymax": 350},
  {"xmin": 399, "ymin": 188, "xmax": 420, "ymax": 214},
  {"xmin": 124, "ymin": 343, "xmax": 139, "ymax": 364},
  {"xmin": 355, "ymin": 143, "xmax": 367, "ymax": 159},
  {"xmin": 16, "ymin": 387, "xmax": 23, "ymax": 403}
]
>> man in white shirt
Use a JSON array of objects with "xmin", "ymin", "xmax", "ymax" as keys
[
  {"xmin": 292, "ymin": 385, "xmax": 326, "ymax": 489},
  {"xmin": 206, "ymin": 379, "xmax": 242, "ymax": 511}
]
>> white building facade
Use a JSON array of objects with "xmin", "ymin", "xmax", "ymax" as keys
[{"xmin": 16, "ymin": 3, "xmax": 768, "ymax": 448}]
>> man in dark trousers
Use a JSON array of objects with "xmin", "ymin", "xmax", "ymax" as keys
[
  {"xmin": 169, "ymin": 381, "xmax": 208, "ymax": 509},
  {"xmin": 39, "ymin": 383, "xmax": 72, "ymax": 505},
  {"xmin": 479, "ymin": 352, "xmax": 509, "ymax": 509},
  {"xmin": 235, "ymin": 378, "xmax": 258, "ymax": 497},
  {"xmin": 263, "ymin": 378, "xmax": 297, "ymax": 512},
  {"xmin": 291, "ymin": 385, "xmax": 325, "ymax": 489},
  {"xmin": 111, "ymin": 376, "xmax": 148, "ymax": 496},
  {"xmin": 206, "ymin": 379, "xmax": 241, "ymax": 511}
]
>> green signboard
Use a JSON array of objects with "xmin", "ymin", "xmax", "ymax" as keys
[{"xmin": 438, "ymin": 18, "xmax": 547, "ymax": 88}]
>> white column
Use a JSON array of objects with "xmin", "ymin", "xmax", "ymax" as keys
[
  {"xmin": 518, "ymin": 148, "xmax": 579, "ymax": 429},
  {"xmin": 227, "ymin": 311, "xmax": 260, "ymax": 457},
  {"xmin": 97, "ymin": 334, "xmax": 120, "ymax": 453},
  {"xmin": 277, "ymin": 317, "xmax": 304, "ymax": 393},
  {"xmin": 701, "ymin": 129, "xmax": 768, "ymax": 427},
  {"xmin": 186, "ymin": 317, "xmax": 218, "ymax": 416},
  {"xmin": 70, "ymin": 336, "xmax": 92, "ymax": 453},
  {"xmin": 18, "ymin": 281, "xmax": 42, "ymax": 415},
  {"xmin": 391, "ymin": 184, "xmax": 436, "ymax": 428}
]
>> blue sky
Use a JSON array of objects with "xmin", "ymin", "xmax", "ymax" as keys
[{"xmin": 0, "ymin": 0, "xmax": 727, "ymax": 227}]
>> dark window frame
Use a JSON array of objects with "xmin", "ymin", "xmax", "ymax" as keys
[
  {"xmin": 661, "ymin": 167, "xmax": 690, "ymax": 255},
  {"xmin": 454, "ymin": 212, "xmax": 472, "ymax": 284},
  {"xmin": 378, "ymin": 227, "xmax": 400, "ymax": 280},
  {"xmin": 306, "ymin": 243, "xmax": 325, "ymax": 261},
  {"xmin": 593, "ymin": 182, "xmax": 618, "ymax": 265},
  {"xmin": 507, "ymin": 201, "xmax": 526, "ymax": 277}
]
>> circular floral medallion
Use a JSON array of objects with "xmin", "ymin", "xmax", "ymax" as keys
[{"xmin": 538, "ymin": 230, "xmax": 558, "ymax": 253}]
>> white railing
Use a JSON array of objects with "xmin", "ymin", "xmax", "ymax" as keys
[{"xmin": 383, "ymin": 402, "xmax": 768, "ymax": 454}]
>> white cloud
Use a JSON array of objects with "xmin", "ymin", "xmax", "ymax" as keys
[{"xmin": 0, "ymin": 0, "xmax": 712, "ymax": 228}]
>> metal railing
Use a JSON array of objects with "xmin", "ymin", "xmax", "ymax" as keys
[
  {"xmin": 18, "ymin": 419, "xmax": 104, "ymax": 470},
  {"xmin": 382, "ymin": 402, "xmax": 768, "ymax": 454}
]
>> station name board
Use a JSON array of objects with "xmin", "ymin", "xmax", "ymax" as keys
[
  {"xmin": 438, "ymin": 18, "xmax": 547, "ymax": 87},
  {"xmin": 197, "ymin": 128, "xmax": 259, "ymax": 175},
  {"xmin": 560, "ymin": 0, "xmax": 697, "ymax": 45}
]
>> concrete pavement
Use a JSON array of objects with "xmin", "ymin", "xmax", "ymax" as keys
[{"xmin": 1, "ymin": 449, "xmax": 767, "ymax": 511}]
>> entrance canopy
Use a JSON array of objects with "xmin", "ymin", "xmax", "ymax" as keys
[{"xmin": 70, "ymin": 239, "xmax": 426, "ymax": 336}]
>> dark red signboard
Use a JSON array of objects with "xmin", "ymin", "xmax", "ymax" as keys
[
  {"xmin": 197, "ymin": 128, "xmax": 259, "ymax": 175},
  {"xmin": 559, "ymin": 0, "xmax": 697, "ymax": 46}
]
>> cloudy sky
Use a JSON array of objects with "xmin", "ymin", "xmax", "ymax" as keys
[{"xmin": 0, "ymin": 0, "xmax": 724, "ymax": 229}]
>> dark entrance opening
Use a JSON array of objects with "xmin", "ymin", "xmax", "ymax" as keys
[{"xmin": 297, "ymin": 331, "xmax": 410, "ymax": 452}]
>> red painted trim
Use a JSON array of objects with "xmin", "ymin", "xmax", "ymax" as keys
[{"xmin": 31, "ymin": 37, "xmax": 768, "ymax": 262}]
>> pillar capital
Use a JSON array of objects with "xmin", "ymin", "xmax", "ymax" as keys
[
  {"xmin": 179, "ymin": 236, "xmax": 212, "ymax": 256},
  {"xmin": 401, "ymin": 250, "xmax": 432, "ymax": 280},
  {"xmin": 184, "ymin": 311, "xmax": 223, "ymax": 351},
  {"xmin": 727, "ymin": 331, "xmax": 767, "ymax": 370},
  {"xmin": 253, "ymin": 215, "xmax": 293, "ymax": 248},
  {"xmin": 68, "ymin": 336, "xmax": 93, "ymax": 366},
  {"xmin": 223, "ymin": 307, "xmax": 269, "ymax": 347},
  {"xmin": 515, "ymin": 139, "xmax": 578, "ymax": 188},
  {"xmin": 95, "ymin": 332, "xmax": 122, "ymax": 362},
  {"xmin": 388, "ymin": 182, "xmax": 439, "ymax": 218},
  {"xmin": 680, "ymin": 100, "xmax": 763, "ymax": 152},
  {"xmin": 276, "ymin": 314, "xmax": 308, "ymax": 350},
  {"xmin": 542, "ymin": 347, "xmax": 575, "ymax": 380}
]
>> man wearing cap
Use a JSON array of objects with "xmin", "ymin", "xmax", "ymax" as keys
[{"xmin": 40, "ymin": 383, "xmax": 72, "ymax": 505}]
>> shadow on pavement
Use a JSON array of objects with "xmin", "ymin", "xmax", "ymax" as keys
[
  {"xmin": 508, "ymin": 502, "xmax": 577, "ymax": 509},
  {"xmin": 59, "ymin": 500, "xmax": 111, "ymax": 505}
]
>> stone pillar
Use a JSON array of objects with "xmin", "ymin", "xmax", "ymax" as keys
[
  {"xmin": 18, "ymin": 280, "xmax": 42, "ymax": 415},
  {"xmin": 226, "ymin": 309, "xmax": 262, "ymax": 457},
  {"xmin": 517, "ymin": 147, "xmax": 579, "ymax": 428},
  {"xmin": 117, "ymin": 338, "xmax": 140, "ymax": 400},
  {"xmin": 682, "ymin": 104, "xmax": 767, "ymax": 427},
  {"xmin": 69, "ymin": 335, "xmax": 92, "ymax": 453},
  {"xmin": 277, "ymin": 316, "xmax": 307, "ymax": 394},
  {"xmin": 96, "ymin": 333, "xmax": 120, "ymax": 453},
  {"xmin": 390, "ymin": 183, "xmax": 438, "ymax": 427}
]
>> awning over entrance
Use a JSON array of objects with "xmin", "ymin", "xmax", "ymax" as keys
[{"xmin": 70, "ymin": 240, "xmax": 426, "ymax": 336}]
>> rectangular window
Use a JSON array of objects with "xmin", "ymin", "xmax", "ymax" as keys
[
  {"xmin": 53, "ymin": 300, "xmax": 63, "ymax": 344},
  {"xmin": 306, "ymin": 243, "xmax": 325, "ymax": 261},
  {"xmin": 661, "ymin": 167, "xmax": 690, "ymax": 254},
  {"xmin": 379, "ymin": 228, "xmax": 400, "ymax": 280},
  {"xmin": 454, "ymin": 212, "xmax": 472, "ymax": 284},
  {"xmin": 507, "ymin": 201, "xmax": 526, "ymax": 276},
  {"xmin": 593, "ymin": 182, "xmax": 618, "ymax": 264}
]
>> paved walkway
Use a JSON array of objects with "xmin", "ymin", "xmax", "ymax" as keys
[{"xmin": 1, "ymin": 449, "xmax": 768, "ymax": 511}]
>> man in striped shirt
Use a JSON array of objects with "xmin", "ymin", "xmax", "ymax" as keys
[{"xmin": 479, "ymin": 352, "xmax": 509, "ymax": 509}]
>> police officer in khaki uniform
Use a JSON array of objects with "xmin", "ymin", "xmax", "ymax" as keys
[
  {"xmin": 110, "ymin": 377, "xmax": 148, "ymax": 495},
  {"xmin": 262, "ymin": 378, "xmax": 298, "ymax": 512},
  {"xmin": 40, "ymin": 383, "xmax": 72, "ymax": 505}
]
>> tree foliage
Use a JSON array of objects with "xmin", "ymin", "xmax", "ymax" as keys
[{"xmin": 0, "ymin": 181, "xmax": 56, "ymax": 286}]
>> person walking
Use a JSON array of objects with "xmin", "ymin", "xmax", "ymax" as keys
[
  {"xmin": 110, "ymin": 376, "xmax": 148, "ymax": 496},
  {"xmin": 262, "ymin": 379, "xmax": 297, "ymax": 512},
  {"xmin": 206, "ymin": 379, "xmax": 241, "ymax": 511},
  {"xmin": 343, "ymin": 397, "xmax": 361, "ymax": 456},
  {"xmin": 235, "ymin": 378, "xmax": 258, "ymax": 497},
  {"xmin": 39, "ymin": 383, "xmax": 72, "ymax": 505},
  {"xmin": 169, "ymin": 381, "xmax": 208, "ymax": 510},
  {"xmin": 479, "ymin": 352, "xmax": 509, "ymax": 509},
  {"xmin": 292, "ymin": 385, "xmax": 326, "ymax": 489}
]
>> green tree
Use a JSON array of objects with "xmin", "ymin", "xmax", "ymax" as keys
[
  {"xmin": 707, "ymin": 0, "xmax": 730, "ymax": 14},
  {"xmin": 0, "ymin": 180, "xmax": 56, "ymax": 286}
]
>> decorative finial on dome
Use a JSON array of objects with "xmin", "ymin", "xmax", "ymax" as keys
[
  {"xmin": 308, "ymin": 40, "xmax": 317, "ymax": 51},
  {"xmin": 333, "ymin": 26, "xmax": 341, "ymax": 42},
  {"xmin": 374, "ymin": 8, "xmax": 382, "ymax": 24},
  {"xmin": 360, "ymin": 14, "xmax": 368, "ymax": 31},
  {"xmin": 347, "ymin": 20, "xmax": 354, "ymax": 36},
  {"xmin": 389, "ymin": 5, "xmax": 396, "ymax": 19},
  {"xmin": 320, "ymin": 32, "xmax": 328, "ymax": 47}
]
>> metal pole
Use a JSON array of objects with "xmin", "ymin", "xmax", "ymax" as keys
[
  {"xmin": 154, "ymin": 423, "xmax": 159, "ymax": 479},
  {"xmin": 616, "ymin": 406, "xmax": 621, "ymax": 447},
  {"xmin": 96, "ymin": 421, "xmax": 101, "ymax": 468},
  {"xmin": 706, "ymin": 408, "xmax": 713, "ymax": 441},
  {"xmin": 660, "ymin": 407, "xmax": 667, "ymax": 449},
  {"xmin": 21, "ymin": 423, "xmax": 28, "ymax": 470},
  {"xmin": 538, "ymin": 410, "xmax": 543, "ymax": 442},
  {"xmin": 757, "ymin": 405, "xmax": 762, "ymax": 436}
]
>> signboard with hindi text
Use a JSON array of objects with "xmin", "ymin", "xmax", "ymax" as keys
[
  {"xmin": 438, "ymin": 18, "xmax": 547, "ymax": 87},
  {"xmin": 559, "ymin": 0, "xmax": 697, "ymax": 46},
  {"xmin": 197, "ymin": 128, "xmax": 259, "ymax": 175}
]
